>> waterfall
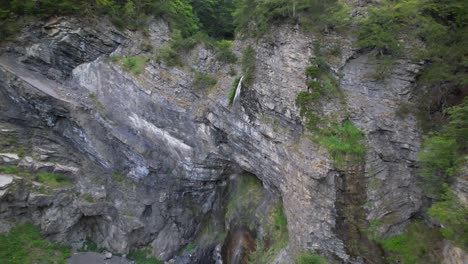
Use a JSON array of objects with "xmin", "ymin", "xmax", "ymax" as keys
[{"xmin": 233, "ymin": 76, "xmax": 244, "ymax": 104}]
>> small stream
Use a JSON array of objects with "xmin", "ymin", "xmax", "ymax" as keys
[{"xmin": 221, "ymin": 228, "xmax": 256, "ymax": 264}]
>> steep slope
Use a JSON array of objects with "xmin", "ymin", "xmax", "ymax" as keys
[{"xmin": 0, "ymin": 15, "xmax": 425, "ymax": 263}]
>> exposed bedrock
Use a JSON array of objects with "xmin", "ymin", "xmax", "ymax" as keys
[{"xmin": 0, "ymin": 17, "xmax": 423, "ymax": 263}]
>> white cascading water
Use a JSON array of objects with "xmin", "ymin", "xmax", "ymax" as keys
[{"xmin": 233, "ymin": 76, "xmax": 244, "ymax": 104}]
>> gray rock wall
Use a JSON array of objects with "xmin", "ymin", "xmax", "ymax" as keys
[{"xmin": 0, "ymin": 16, "xmax": 425, "ymax": 263}]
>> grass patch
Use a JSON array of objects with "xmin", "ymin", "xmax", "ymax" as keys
[
  {"xmin": 317, "ymin": 120, "xmax": 366, "ymax": 167},
  {"xmin": 127, "ymin": 249, "xmax": 163, "ymax": 264},
  {"xmin": 0, "ymin": 134, "xmax": 29, "ymax": 157},
  {"xmin": 0, "ymin": 166, "xmax": 71, "ymax": 188},
  {"xmin": 111, "ymin": 56, "xmax": 148, "ymax": 75},
  {"xmin": 377, "ymin": 222, "xmax": 443, "ymax": 264},
  {"xmin": 0, "ymin": 223, "xmax": 71, "ymax": 264},
  {"xmin": 82, "ymin": 194, "xmax": 94, "ymax": 203},
  {"xmin": 0, "ymin": 135, "xmax": 17, "ymax": 145},
  {"xmin": 295, "ymin": 252, "xmax": 328, "ymax": 264},
  {"xmin": 36, "ymin": 172, "xmax": 72, "ymax": 188},
  {"xmin": 0, "ymin": 165, "xmax": 19, "ymax": 174}
]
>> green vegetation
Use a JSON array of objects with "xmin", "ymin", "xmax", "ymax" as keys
[
  {"xmin": 127, "ymin": 249, "xmax": 163, "ymax": 264},
  {"xmin": 248, "ymin": 200, "xmax": 288, "ymax": 264},
  {"xmin": 0, "ymin": 223, "xmax": 71, "ymax": 264},
  {"xmin": 155, "ymin": 30, "xmax": 236, "ymax": 66},
  {"xmin": 228, "ymin": 77, "xmax": 241, "ymax": 106},
  {"xmin": 367, "ymin": 57, "xmax": 394, "ymax": 81},
  {"xmin": 295, "ymin": 252, "xmax": 328, "ymax": 264},
  {"xmin": 37, "ymin": 172, "xmax": 73, "ymax": 188},
  {"xmin": 0, "ymin": 165, "xmax": 33, "ymax": 178},
  {"xmin": 305, "ymin": 66, "xmax": 320, "ymax": 79},
  {"xmin": 318, "ymin": 121, "xmax": 366, "ymax": 166},
  {"xmin": 225, "ymin": 174, "xmax": 263, "ymax": 226},
  {"xmin": 357, "ymin": 0, "xmax": 467, "ymax": 130},
  {"xmin": 177, "ymin": 243, "xmax": 197, "ymax": 254},
  {"xmin": 233, "ymin": 0, "xmax": 351, "ymax": 36},
  {"xmin": 418, "ymin": 99, "xmax": 467, "ymax": 198},
  {"xmin": 428, "ymin": 185, "xmax": 468, "ymax": 248},
  {"xmin": 0, "ymin": 165, "xmax": 71, "ymax": 188},
  {"xmin": 155, "ymin": 45, "xmax": 181, "ymax": 67},
  {"xmin": 296, "ymin": 55, "xmax": 341, "ymax": 130},
  {"xmin": 112, "ymin": 171, "xmax": 125, "ymax": 183},
  {"xmin": 192, "ymin": 72, "xmax": 217, "ymax": 91},
  {"xmin": 241, "ymin": 46, "xmax": 256, "ymax": 87},
  {"xmin": 376, "ymin": 222, "xmax": 442, "ymax": 264},
  {"xmin": 357, "ymin": 2, "xmax": 404, "ymax": 56},
  {"xmin": 248, "ymin": 240, "xmax": 275, "ymax": 264},
  {"xmin": 214, "ymin": 39, "xmax": 237, "ymax": 63},
  {"xmin": 0, "ymin": 165, "xmax": 19, "ymax": 174},
  {"xmin": 0, "ymin": 0, "xmax": 199, "ymax": 38},
  {"xmin": 271, "ymin": 202, "xmax": 288, "ymax": 249},
  {"xmin": 0, "ymin": 134, "xmax": 29, "ymax": 157},
  {"xmin": 88, "ymin": 92, "xmax": 107, "ymax": 117},
  {"xmin": 296, "ymin": 55, "xmax": 363, "ymax": 167},
  {"xmin": 295, "ymin": 91, "xmax": 320, "ymax": 130},
  {"xmin": 111, "ymin": 56, "xmax": 148, "ymax": 75},
  {"xmin": 83, "ymin": 194, "xmax": 95, "ymax": 203}
]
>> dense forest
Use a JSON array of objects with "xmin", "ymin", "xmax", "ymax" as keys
[{"xmin": 0, "ymin": 0, "xmax": 466, "ymax": 262}]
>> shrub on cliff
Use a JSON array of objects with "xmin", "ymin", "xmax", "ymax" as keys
[
  {"xmin": 418, "ymin": 98, "xmax": 467, "ymax": 198},
  {"xmin": 428, "ymin": 185, "xmax": 468, "ymax": 248},
  {"xmin": 241, "ymin": 46, "xmax": 256, "ymax": 87}
]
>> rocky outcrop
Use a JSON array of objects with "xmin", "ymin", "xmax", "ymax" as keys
[
  {"xmin": 0, "ymin": 15, "xmax": 424, "ymax": 263},
  {"xmin": 442, "ymin": 240, "xmax": 468, "ymax": 264}
]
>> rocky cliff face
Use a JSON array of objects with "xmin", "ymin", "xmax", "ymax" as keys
[{"xmin": 0, "ymin": 15, "xmax": 423, "ymax": 263}]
